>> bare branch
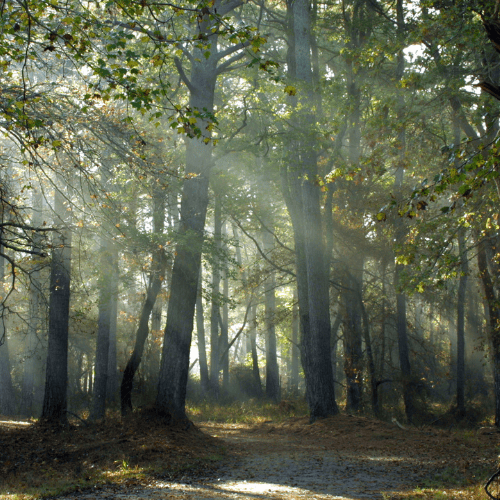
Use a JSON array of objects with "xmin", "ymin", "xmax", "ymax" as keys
[
  {"xmin": 219, "ymin": 296, "xmax": 253, "ymax": 364},
  {"xmin": 232, "ymin": 216, "xmax": 296, "ymax": 278}
]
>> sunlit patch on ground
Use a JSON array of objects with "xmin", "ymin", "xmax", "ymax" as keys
[{"xmin": 0, "ymin": 418, "xmax": 32, "ymax": 428}]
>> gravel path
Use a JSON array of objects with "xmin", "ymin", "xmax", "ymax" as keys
[{"xmin": 57, "ymin": 422, "xmax": 426, "ymax": 500}]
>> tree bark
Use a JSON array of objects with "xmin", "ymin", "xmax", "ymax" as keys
[
  {"xmin": 283, "ymin": 0, "xmax": 338, "ymax": 421},
  {"xmin": 156, "ymin": 49, "xmax": 215, "ymax": 419},
  {"xmin": 41, "ymin": 182, "xmax": 72, "ymax": 424}
]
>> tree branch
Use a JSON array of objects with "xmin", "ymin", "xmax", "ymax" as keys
[
  {"xmin": 218, "ymin": 0, "xmax": 245, "ymax": 17},
  {"xmin": 219, "ymin": 297, "xmax": 253, "ymax": 364},
  {"xmin": 232, "ymin": 216, "xmax": 296, "ymax": 278},
  {"xmin": 174, "ymin": 57, "xmax": 196, "ymax": 94}
]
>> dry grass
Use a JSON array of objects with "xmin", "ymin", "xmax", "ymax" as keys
[
  {"xmin": 0, "ymin": 408, "xmax": 225, "ymax": 500},
  {"xmin": 1, "ymin": 401, "xmax": 499, "ymax": 500}
]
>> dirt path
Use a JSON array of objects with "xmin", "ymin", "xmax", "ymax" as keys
[{"xmin": 56, "ymin": 418, "xmax": 448, "ymax": 500}]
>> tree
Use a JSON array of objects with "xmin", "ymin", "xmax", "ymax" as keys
[
  {"xmin": 156, "ymin": 0, "xmax": 259, "ymax": 420},
  {"xmin": 41, "ymin": 179, "xmax": 72, "ymax": 424},
  {"xmin": 262, "ymin": 222, "xmax": 280, "ymax": 402},
  {"xmin": 282, "ymin": 0, "xmax": 339, "ymax": 420}
]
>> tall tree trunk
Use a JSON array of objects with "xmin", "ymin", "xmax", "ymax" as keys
[
  {"xmin": 89, "ymin": 237, "xmax": 116, "ymax": 421},
  {"xmin": 262, "ymin": 226, "xmax": 279, "ymax": 401},
  {"xmin": 41, "ymin": 182, "xmax": 72, "ymax": 424},
  {"xmin": 90, "ymin": 161, "xmax": 120, "ymax": 421},
  {"xmin": 20, "ymin": 188, "xmax": 43, "ymax": 417},
  {"xmin": 456, "ymin": 228, "xmax": 468, "ymax": 418},
  {"xmin": 392, "ymin": 0, "xmax": 414, "ymax": 424},
  {"xmin": 395, "ymin": 264, "xmax": 414, "ymax": 423},
  {"xmin": 156, "ymin": 92, "xmax": 214, "ymax": 420},
  {"xmin": 331, "ymin": 314, "xmax": 341, "ymax": 390},
  {"xmin": 0, "ymin": 335, "xmax": 16, "ymax": 415},
  {"xmin": 221, "ymin": 234, "xmax": 230, "ymax": 392},
  {"xmin": 249, "ymin": 301, "xmax": 263, "ymax": 397},
  {"xmin": 477, "ymin": 235, "xmax": 500, "ymax": 425},
  {"xmin": 284, "ymin": 0, "xmax": 338, "ymax": 422},
  {"xmin": 106, "ymin": 262, "xmax": 119, "ymax": 404},
  {"xmin": 196, "ymin": 268, "xmax": 210, "ymax": 394},
  {"xmin": 342, "ymin": 268, "xmax": 364, "ymax": 412},
  {"xmin": 156, "ymin": 0, "xmax": 258, "ymax": 420},
  {"xmin": 290, "ymin": 288, "xmax": 300, "ymax": 396},
  {"xmin": 359, "ymin": 293, "xmax": 378, "ymax": 416},
  {"xmin": 466, "ymin": 281, "xmax": 486, "ymax": 395},
  {"xmin": 0, "ymin": 219, "xmax": 16, "ymax": 415},
  {"xmin": 148, "ymin": 291, "xmax": 163, "ymax": 386},
  {"xmin": 210, "ymin": 196, "xmax": 222, "ymax": 398}
]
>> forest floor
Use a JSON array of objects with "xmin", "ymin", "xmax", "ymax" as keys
[{"xmin": 1, "ymin": 405, "xmax": 499, "ymax": 500}]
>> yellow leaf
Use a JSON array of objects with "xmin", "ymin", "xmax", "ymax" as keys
[{"xmin": 284, "ymin": 85, "xmax": 296, "ymax": 96}]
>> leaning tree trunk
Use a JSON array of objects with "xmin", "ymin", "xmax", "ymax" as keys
[
  {"xmin": 41, "ymin": 182, "xmax": 72, "ymax": 424},
  {"xmin": 120, "ymin": 256, "xmax": 165, "ymax": 415},
  {"xmin": 121, "ymin": 180, "xmax": 166, "ymax": 416}
]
